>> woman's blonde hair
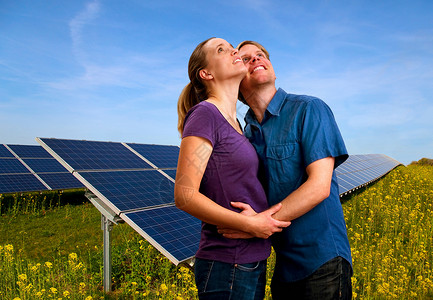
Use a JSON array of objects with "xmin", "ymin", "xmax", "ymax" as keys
[{"xmin": 177, "ymin": 37, "xmax": 215, "ymax": 135}]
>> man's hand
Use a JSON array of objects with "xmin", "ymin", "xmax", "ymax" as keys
[{"xmin": 218, "ymin": 202, "xmax": 291, "ymax": 239}]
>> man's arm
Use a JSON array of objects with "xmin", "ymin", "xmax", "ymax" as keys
[
  {"xmin": 219, "ymin": 156, "xmax": 334, "ymax": 238},
  {"xmin": 272, "ymin": 156, "xmax": 335, "ymax": 221}
]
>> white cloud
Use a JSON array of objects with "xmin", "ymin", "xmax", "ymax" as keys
[{"xmin": 69, "ymin": 0, "xmax": 101, "ymax": 62}]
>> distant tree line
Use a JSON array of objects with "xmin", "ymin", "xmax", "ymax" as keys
[{"xmin": 409, "ymin": 157, "xmax": 433, "ymax": 166}]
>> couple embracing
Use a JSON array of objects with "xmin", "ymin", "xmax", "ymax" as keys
[{"xmin": 174, "ymin": 37, "xmax": 352, "ymax": 300}]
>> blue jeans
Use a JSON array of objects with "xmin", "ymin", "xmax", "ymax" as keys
[
  {"xmin": 194, "ymin": 258, "xmax": 267, "ymax": 300},
  {"xmin": 271, "ymin": 256, "xmax": 352, "ymax": 300}
]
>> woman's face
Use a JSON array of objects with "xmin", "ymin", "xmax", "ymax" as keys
[{"xmin": 201, "ymin": 38, "xmax": 247, "ymax": 82}]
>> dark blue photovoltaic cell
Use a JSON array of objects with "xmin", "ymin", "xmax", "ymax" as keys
[
  {"xmin": 23, "ymin": 159, "xmax": 70, "ymax": 173},
  {"xmin": 0, "ymin": 145, "xmax": 14, "ymax": 158},
  {"xmin": 8, "ymin": 145, "xmax": 52, "ymax": 158},
  {"xmin": 0, "ymin": 144, "xmax": 86, "ymax": 193},
  {"xmin": 336, "ymin": 154, "xmax": 401, "ymax": 195},
  {"xmin": 79, "ymin": 170, "xmax": 175, "ymax": 212},
  {"xmin": 127, "ymin": 143, "xmax": 179, "ymax": 169},
  {"xmin": 0, "ymin": 174, "xmax": 48, "ymax": 193},
  {"xmin": 0, "ymin": 158, "xmax": 29, "ymax": 174},
  {"xmin": 162, "ymin": 169, "xmax": 176, "ymax": 181},
  {"xmin": 124, "ymin": 206, "xmax": 201, "ymax": 263},
  {"xmin": 40, "ymin": 138, "xmax": 152, "ymax": 171},
  {"xmin": 337, "ymin": 179, "xmax": 353, "ymax": 193},
  {"xmin": 38, "ymin": 173, "xmax": 84, "ymax": 190}
]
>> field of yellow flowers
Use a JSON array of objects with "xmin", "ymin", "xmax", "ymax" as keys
[
  {"xmin": 1, "ymin": 164, "xmax": 432, "ymax": 299},
  {"xmin": 343, "ymin": 165, "xmax": 433, "ymax": 299}
]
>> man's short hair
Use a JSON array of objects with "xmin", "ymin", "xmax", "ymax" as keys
[{"xmin": 237, "ymin": 40, "xmax": 270, "ymax": 60}]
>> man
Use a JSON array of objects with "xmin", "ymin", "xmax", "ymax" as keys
[{"xmin": 230, "ymin": 41, "xmax": 352, "ymax": 299}]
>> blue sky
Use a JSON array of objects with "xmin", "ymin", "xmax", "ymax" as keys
[{"xmin": 1, "ymin": 0, "xmax": 432, "ymax": 165}]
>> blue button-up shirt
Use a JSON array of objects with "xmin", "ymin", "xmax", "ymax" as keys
[{"xmin": 244, "ymin": 88, "xmax": 352, "ymax": 282}]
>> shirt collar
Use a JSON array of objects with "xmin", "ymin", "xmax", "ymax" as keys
[
  {"xmin": 244, "ymin": 88, "xmax": 286, "ymax": 125},
  {"xmin": 266, "ymin": 87, "xmax": 286, "ymax": 116}
]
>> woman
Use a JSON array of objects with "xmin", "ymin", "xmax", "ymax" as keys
[{"xmin": 174, "ymin": 37, "xmax": 290, "ymax": 299}]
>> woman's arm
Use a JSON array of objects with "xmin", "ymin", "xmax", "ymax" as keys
[{"xmin": 174, "ymin": 136, "xmax": 290, "ymax": 239}]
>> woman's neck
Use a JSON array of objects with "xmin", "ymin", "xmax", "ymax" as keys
[
  {"xmin": 205, "ymin": 90, "xmax": 242, "ymax": 134},
  {"xmin": 206, "ymin": 80, "xmax": 240, "ymax": 120}
]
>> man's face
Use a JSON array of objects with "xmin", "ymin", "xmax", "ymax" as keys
[{"xmin": 239, "ymin": 44, "xmax": 276, "ymax": 95}]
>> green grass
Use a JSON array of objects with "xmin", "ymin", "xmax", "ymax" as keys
[{"xmin": 1, "ymin": 203, "xmax": 97, "ymax": 259}]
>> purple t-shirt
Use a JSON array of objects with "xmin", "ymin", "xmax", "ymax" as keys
[{"xmin": 183, "ymin": 101, "xmax": 271, "ymax": 264}]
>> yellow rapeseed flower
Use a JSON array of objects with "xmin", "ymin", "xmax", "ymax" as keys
[
  {"xmin": 45, "ymin": 261, "xmax": 53, "ymax": 268},
  {"xmin": 18, "ymin": 274, "xmax": 27, "ymax": 282},
  {"xmin": 30, "ymin": 264, "xmax": 39, "ymax": 272},
  {"xmin": 24, "ymin": 283, "xmax": 33, "ymax": 292},
  {"xmin": 160, "ymin": 283, "xmax": 168, "ymax": 294}
]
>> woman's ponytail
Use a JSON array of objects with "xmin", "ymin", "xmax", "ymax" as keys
[
  {"xmin": 177, "ymin": 37, "xmax": 215, "ymax": 136},
  {"xmin": 177, "ymin": 82, "xmax": 200, "ymax": 135}
]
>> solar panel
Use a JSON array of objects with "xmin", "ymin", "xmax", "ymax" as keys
[
  {"xmin": 0, "ymin": 145, "xmax": 14, "ymax": 158},
  {"xmin": 76, "ymin": 170, "xmax": 175, "ymax": 214},
  {"xmin": 8, "ymin": 144, "xmax": 52, "ymax": 158},
  {"xmin": 39, "ymin": 138, "xmax": 153, "ymax": 171},
  {"xmin": 336, "ymin": 154, "xmax": 402, "ymax": 195},
  {"xmin": 38, "ymin": 173, "xmax": 84, "ymax": 190},
  {"xmin": 123, "ymin": 206, "xmax": 201, "ymax": 264},
  {"xmin": 23, "ymin": 158, "xmax": 70, "ymax": 173},
  {"xmin": 0, "ymin": 144, "xmax": 84, "ymax": 194},
  {"xmin": 37, "ymin": 137, "xmax": 192, "ymax": 265},
  {"xmin": 162, "ymin": 169, "xmax": 177, "ymax": 181},
  {"xmin": 0, "ymin": 145, "xmax": 50, "ymax": 193},
  {"xmin": 0, "ymin": 158, "xmax": 30, "ymax": 174},
  {"xmin": 126, "ymin": 143, "xmax": 179, "ymax": 169},
  {"xmin": 0, "ymin": 173, "xmax": 48, "ymax": 194}
]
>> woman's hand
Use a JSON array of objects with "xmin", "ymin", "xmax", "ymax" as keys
[{"xmin": 218, "ymin": 202, "xmax": 291, "ymax": 239}]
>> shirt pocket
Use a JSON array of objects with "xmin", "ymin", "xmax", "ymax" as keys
[{"xmin": 265, "ymin": 143, "xmax": 299, "ymax": 184}]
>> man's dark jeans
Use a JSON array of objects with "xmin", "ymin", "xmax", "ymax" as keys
[{"xmin": 271, "ymin": 256, "xmax": 352, "ymax": 300}]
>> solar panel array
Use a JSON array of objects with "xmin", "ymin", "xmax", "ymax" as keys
[
  {"xmin": 0, "ymin": 144, "xmax": 84, "ymax": 194},
  {"xmin": 3, "ymin": 137, "xmax": 402, "ymax": 266},
  {"xmin": 37, "ymin": 138, "xmax": 201, "ymax": 265},
  {"xmin": 336, "ymin": 154, "xmax": 402, "ymax": 196}
]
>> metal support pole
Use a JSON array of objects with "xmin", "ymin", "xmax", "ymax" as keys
[{"xmin": 101, "ymin": 214, "xmax": 113, "ymax": 292}]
